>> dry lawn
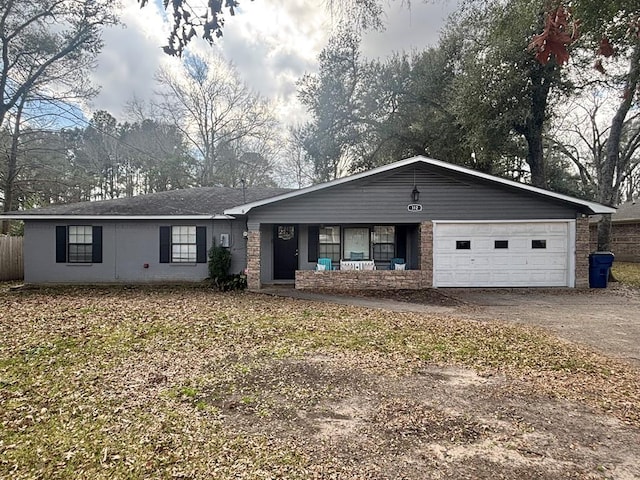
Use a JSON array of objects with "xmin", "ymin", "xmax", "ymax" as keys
[
  {"xmin": 612, "ymin": 262, "xmax": 640, "ymax": 288},
  {"xmin": 1, "ymin": 285, "xmax": 639, "ymax": 479}
]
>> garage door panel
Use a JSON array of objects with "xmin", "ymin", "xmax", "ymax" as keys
[{"xmin": 434, "ymin": 222, "xmax": 571, "ymax": 287}]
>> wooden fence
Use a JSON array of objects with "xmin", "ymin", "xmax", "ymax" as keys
[{"xmin": 0, "ymin": 235, "xmax": 24, "ymax": 281}]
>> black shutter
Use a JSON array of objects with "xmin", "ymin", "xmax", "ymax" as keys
[
  {"xmin": 91, "ymin": 226, "xmax": 103, "ymax": 263},
  {"xmin": 159, "ymin": 226, "xmax": 171, "ymax": 263},
  {"xmin": 196, "ymin": 226, "xmax": 207, "ymax": 263},
  {"xmin": 308, "ymin": 225, "xmax": 319, "ymax": 262},
  {"xmin": 56, "ymin": 226, "xmax": 67, "ymax": 263}
]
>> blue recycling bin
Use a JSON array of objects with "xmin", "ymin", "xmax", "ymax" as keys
[{"xmin": 589, "ymin": 252, "xmax": 615, "ymax": 288}]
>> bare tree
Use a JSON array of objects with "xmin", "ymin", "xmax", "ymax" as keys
[
  {"xmin": 276, "ymin": 125, "xmax": 315, "ymax": 188},
  {"xmin": 551, "ymin": 88, "xmax": 640, "ymax": 208},
  {"xmin": 154, "ymin": 53, "xmax": 280, "ymax": 187},
  {"xmin": 0, "ymin": 0, "xmax": 117, "ymax": 128},
  {"xmin": 0, "ymin": 0, "xmax": 116, "ymax": 232}
]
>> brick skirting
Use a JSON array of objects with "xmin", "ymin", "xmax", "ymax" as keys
[{"xmin": 295, "ymin": 270, "xmax": 432, "ymax": 290}]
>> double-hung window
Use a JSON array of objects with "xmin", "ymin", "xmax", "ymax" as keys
[
  {"xmin": 159, "ymin": 225, "xmax": 207, "ymax": 264},
  {"xmin": 68, "ymin": 226, "xmax": 93, "ymax": 263},
  {"xmin": 172, "ymin": 226, "xmax": 197, "ymax": 263},
  {"xmin": 56, "ymin": 225, "xmax": 102, "ymax": 264},
  {"xmin": 372, "ymin": 226, "xmax": 395, "ymax": 261},
  {"xmin": 319, "ymin": 226, "xmax": 340, "ymax": 262}
]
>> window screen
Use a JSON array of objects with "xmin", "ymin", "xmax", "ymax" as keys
[
  {"xmin": 372, "ymin": 226, "xmax": 395, "ymax": 261},
  {"xmin": 68, "ymin": 226, "xmax": 93, "ymax": 263},
  {"xmin": 172, "ymin": 226, "xmax": 197, "ymax": 262},
  {"xmin": 319, "ymin": 226, "xmax": 340, "ymax": 262}
]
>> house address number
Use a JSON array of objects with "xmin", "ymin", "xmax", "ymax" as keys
[{"xmin": 407, "ymin": 204, "xmax": 423, "ymax": 212}]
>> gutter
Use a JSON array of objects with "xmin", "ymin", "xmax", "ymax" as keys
[{"xmin": 0, "ymin": 214, "xmax": 235, "ymax": 220}]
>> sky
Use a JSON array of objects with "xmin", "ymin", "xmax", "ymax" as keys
[{"xmin": 87, "ymin": 0, "xmax": 459, "ymax": 127}]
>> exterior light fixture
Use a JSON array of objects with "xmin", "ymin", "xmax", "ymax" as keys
[{"xmin": 411, "ymin": 186, "xmax": 420, "ymax": 202}]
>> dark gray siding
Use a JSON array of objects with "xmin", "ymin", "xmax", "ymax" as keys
[{"xmin": 247, "ymin": 164, "xmax": 580, "ymax": 227}]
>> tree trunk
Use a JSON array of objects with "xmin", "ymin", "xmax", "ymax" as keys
[
  {"xmin": 523, "ymin": 61, "xmax": 556, "ymax": 189},
  {"xmin": 525, "ymin": 126, "xmax": 547, "ymax": 188},
  {"xmin": 1, "ymin": 94, "xmax": 26, "ymax": 234},
  {"xmin": 597, "ymin": 41, "xmax": 640, "ymax": 251}
]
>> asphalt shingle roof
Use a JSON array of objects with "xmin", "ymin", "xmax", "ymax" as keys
[
  {"xmin": 610, "ymin": 200, "xmax": 640, "ymax": 222},
  {"xmin": 8, "ymin": 186, "xmax": 291, "ymax": 217},
  {"xmin": 590, "ymin": 200, "xmax": 640, "ymax": 224}
]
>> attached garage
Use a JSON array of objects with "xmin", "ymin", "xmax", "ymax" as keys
[
  {"xmin": 433, "ymin": 221, "xmax": 575, "ymax": 287},
  {"xmin": 224, "ymin": 157, "xmax": 616, "ymax": 290}
]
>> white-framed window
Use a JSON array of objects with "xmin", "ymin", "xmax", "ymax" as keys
[
  {"xmin": 372, "ymin": 226, "xmax": 395, "ymax": 261},
  {"xmin": 319, "ymin": 226, "xmax": 340, "ymax": 262},
  {"xmin": 344, "ymin": 227, "xmax": 370, "ymax": 260},
  {"xmin": 172, "ymin": 226, "xmax": 197, "ymax": 262},
  {"xmin": 68, "ymin": 225, "xmax": 93, "ymax": 263}
]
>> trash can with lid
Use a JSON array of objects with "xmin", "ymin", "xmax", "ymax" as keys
[{"xmin": 588, "ymin": 252, "xmax": 615, "ymax": 288}]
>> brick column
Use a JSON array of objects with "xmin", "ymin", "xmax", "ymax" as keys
[
  {"xmin": 418, "ymin": 221, "xmax": 433, "ymax": 288},
  {"xmin": 575, "ymin": 217, "xmax": 590, "ymax": 289},
  {"xmin": 246, "ymin": 228, "xmax": 261, "ymax": 290}
]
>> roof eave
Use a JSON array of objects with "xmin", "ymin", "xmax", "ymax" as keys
[
  {"xmin": 224, "ymin": 155, "xmax": 616, "ymax": 215},
  {"xmin": 0, "ymin": 214, "xmax": 234, "ymax": 220}
]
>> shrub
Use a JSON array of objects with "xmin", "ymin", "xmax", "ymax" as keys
[
  {"xmin": 207, "ymin": 244, "xmax": 246, "ymax": 291},
  {"xmin": 216, "ymin": 273, "xmax": 247, "ymax": 291},
  {"xmin": 208, "ymin": 244, "xmax": 231, "ymax": 280}
]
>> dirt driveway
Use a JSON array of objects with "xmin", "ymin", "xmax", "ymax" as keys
[{"xmin": 443, "ymin": 285, "xmax": 640, "ymax": 367}]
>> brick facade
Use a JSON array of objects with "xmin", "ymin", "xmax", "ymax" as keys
[
  {"xmin": 589, "ymin": 222, "xmax": 640, "ymax": 262},
  {"xmin": 575, "ymin": 217, "xmax": 590, "ymax": 288},
  {"xmin": 246, "ymin": 229, "xmax": 261, "ymax": 290},
  {"xmin": 295, "ymin": 270, "xmax": 432, "ymax": 290},
  {"xmin": 418, "ymin": 221, "xmax": 433, "ymax": 287}
]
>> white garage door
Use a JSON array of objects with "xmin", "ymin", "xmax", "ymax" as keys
[{"xmin": 433, "ymin": 221, "xmax": 574, "ymax": 287}]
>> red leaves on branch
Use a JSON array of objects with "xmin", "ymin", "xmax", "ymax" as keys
[
  {"xmin": 597, "ymin": 37, "xmax": 615, "ymax": 57},
  {"xmin": 529, "ymin": 5, "xmax": 579, "ymax": 65}
]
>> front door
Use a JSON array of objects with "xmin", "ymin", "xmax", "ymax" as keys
[{"xmin": 273, "ymin": 225, "xmax": 298, "ymax": 280}]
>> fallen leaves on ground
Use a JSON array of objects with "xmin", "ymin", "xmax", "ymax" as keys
[{"xmin": 0, "ymin": 285, "xmax": 638, "ymax": 479}]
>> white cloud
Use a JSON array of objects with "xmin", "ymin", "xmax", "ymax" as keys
[
  {"xmin": 88, "ymin": 0, "xmax": 458, "ymax": 126},
  {"xmin": 361, "ymin": 1, "xmax": 458, "ymax": 59},
  {"xmin": 88, "ymin": 1, "xmax": 176, "ymax": 119}
]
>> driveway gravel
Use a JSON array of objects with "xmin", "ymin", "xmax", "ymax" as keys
[{"xmin": 442, "ymin": 285, "xmax": 640, "ymax": 367}]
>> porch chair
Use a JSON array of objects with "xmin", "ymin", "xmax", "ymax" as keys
[
  {"xmin": 389, "ymin": 258, "xmax": 405, "ymax": 270},
  {"xmin": 316, "ymin": 257, "xmax": 335, "ymax": 271}
]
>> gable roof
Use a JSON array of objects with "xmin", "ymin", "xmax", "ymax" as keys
[
  {"xmin": 224, "ymin": 156, "xmax": 616, "ymax": 216},
  {"xmin": 2, "ymin": 186, "xmax": 291, "ymax": 220}
]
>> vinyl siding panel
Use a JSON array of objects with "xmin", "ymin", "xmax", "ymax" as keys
[
  {"xmin": 248, "ymin": 164, "xmax": 579, "ymax": 227},
  {"xmin": 23, "ymin": 219, "xmax": 248, "ymax": 284}
]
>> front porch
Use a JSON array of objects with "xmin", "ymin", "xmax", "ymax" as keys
[{"xmin": 246, "ymin": 221, "xmax": 434, "ymax": 291}]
